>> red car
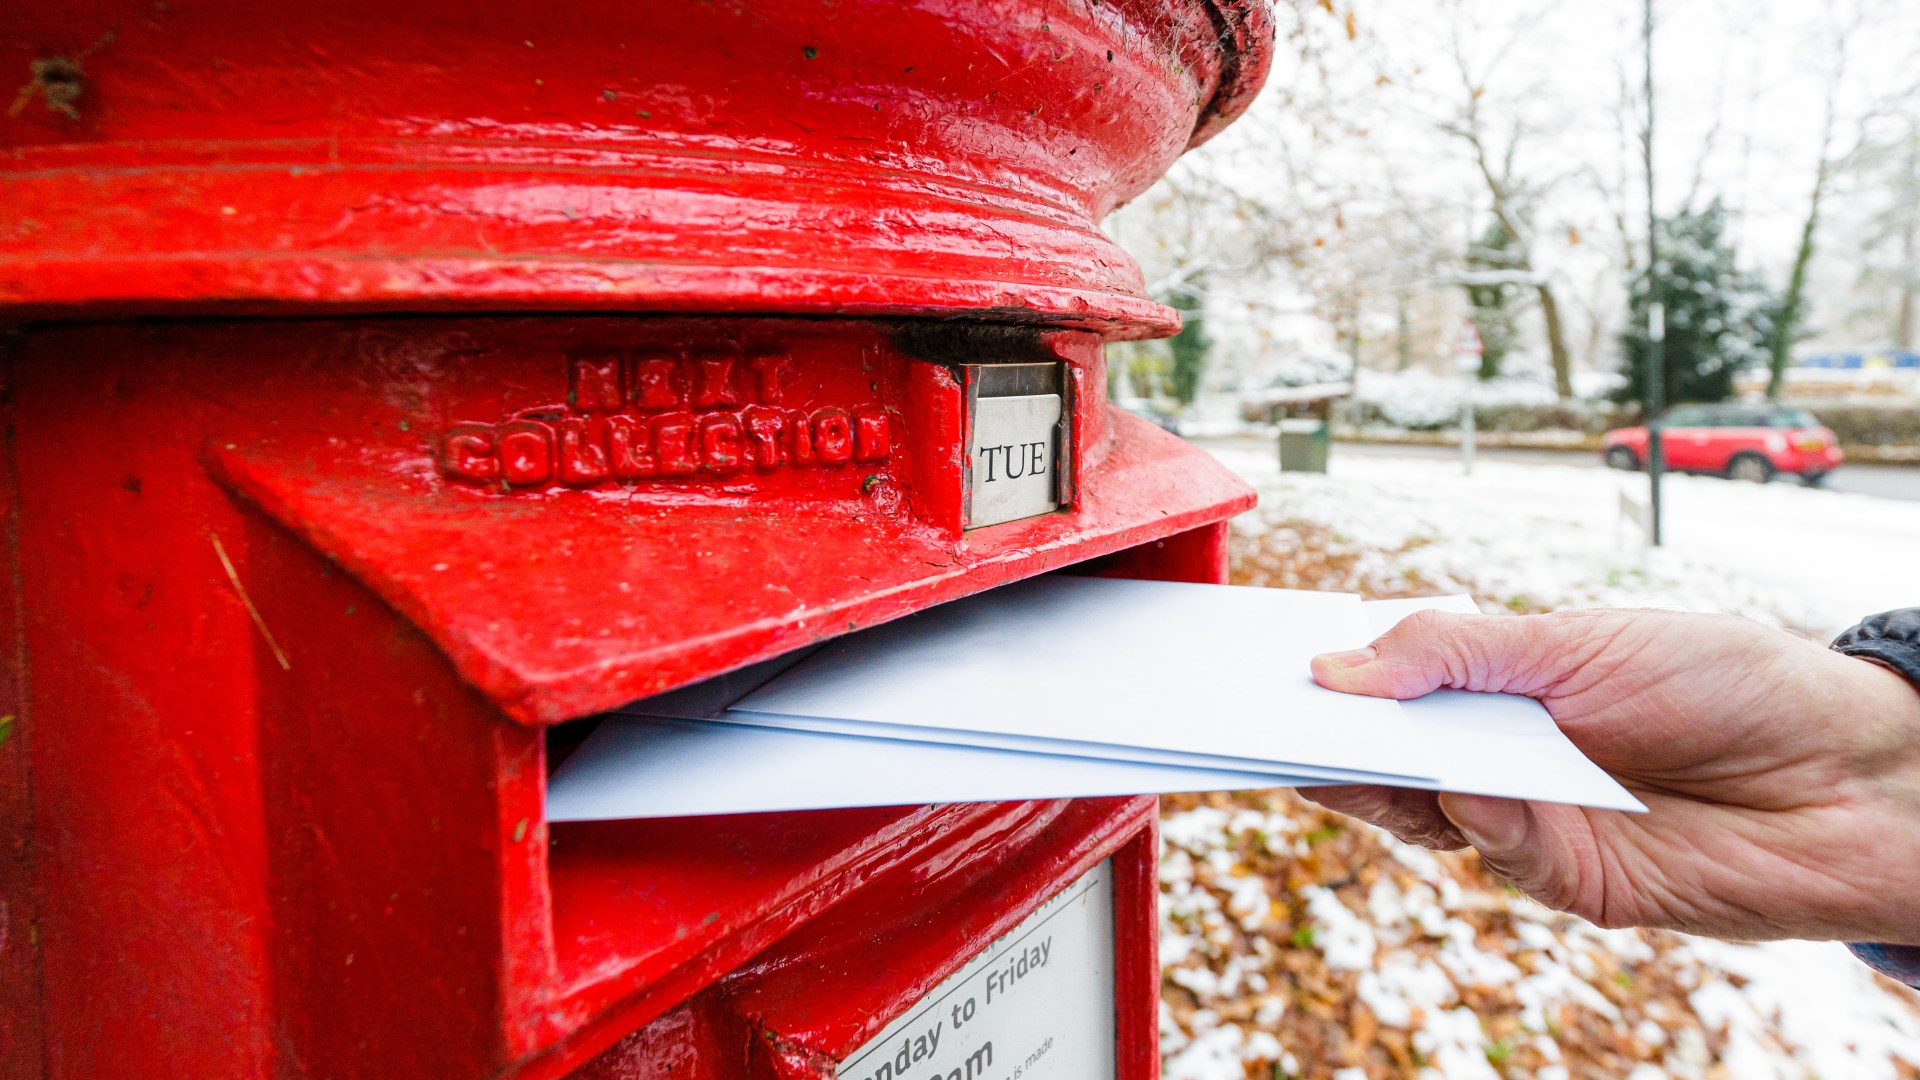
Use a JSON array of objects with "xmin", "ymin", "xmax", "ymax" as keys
[{"xmin": 1603, "ymin": 403, "xmax": 1843, "ymax": 484}]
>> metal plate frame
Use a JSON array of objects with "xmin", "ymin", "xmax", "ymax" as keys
[{"xmin": 962, "ymin": 362, "xmax": 1074, "ymax": 529}]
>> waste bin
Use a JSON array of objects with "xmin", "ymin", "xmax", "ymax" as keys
[
  {"xmin": 0, "ymin": 3, "xmax": 1273, "ymax": 1078},
  {"xmin": 1279, "ymin": 418, "xmax": 1331, "ymax": 473}
]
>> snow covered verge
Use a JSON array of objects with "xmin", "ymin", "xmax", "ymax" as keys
[
  {"xmin": 1213, "ymin": 445, "xmax": 1920, "ymax": 640},
  {"xmin": 1158, "ymin": 444, "xmax": 1920, "ymax": 1079}
]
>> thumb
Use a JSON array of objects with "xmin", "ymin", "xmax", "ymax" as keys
[
  {"xmin": 1311, "ymin": 609, "xmax": 1588, "ymax": 701},
  {"xmin": 1438, "ymin": 791, "xmax": 1534, "ymax": 858},
  {"xmin": 1437, "ymin": 792, "xmax": 1593, "ymax": 915}
]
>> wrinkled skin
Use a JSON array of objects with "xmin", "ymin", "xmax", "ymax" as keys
[{"xmin": 1307, "ymin": 609, "xmax": 1920, "ymax": 945}]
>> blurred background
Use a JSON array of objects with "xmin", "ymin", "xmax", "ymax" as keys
[
  {"xmin": 1111, "ymin": 0, "xmax": 1920, "ymax": 441},
  {"xmin": 1124, "ymin": 1, "xmax": 1920, "ymax": 1076}
]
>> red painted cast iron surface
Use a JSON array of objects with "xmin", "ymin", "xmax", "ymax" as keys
[
  {"xmin": 4, "ymin": 0, "xmax": 1268, "ymax": 334},
  {"xmin": 0, "ymin": 3, "xmax": 1274, "ymax": 1078},
  {"xmin": 202, "ymin": 319, "xmax": 1248, "ymax": 724},
  {"xmin": 5, "ymin": 316, "xmax": 1248, "ymax": 1078}
]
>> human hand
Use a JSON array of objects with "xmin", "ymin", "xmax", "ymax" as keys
[{"xmin": 1307, "ymin": 609, "xmax": 1920, "ymax": 944}]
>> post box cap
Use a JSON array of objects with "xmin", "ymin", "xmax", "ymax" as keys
[{"xmin": 2, "ymin": 1, "xmax": 1273, "ymax": 340}]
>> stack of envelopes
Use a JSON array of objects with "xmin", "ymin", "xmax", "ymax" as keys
[{"xmin": 548, "ymin": 576, "xmax": 1643, "ymax": 820}]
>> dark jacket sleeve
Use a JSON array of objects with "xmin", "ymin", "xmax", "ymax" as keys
[
  {"xmin": 1833, "ymin": 609, "xmax": 1920, "ymax": 987},
  {"xmin": 1832, "ymin": 608, "xmax": 1920, "ymax": 690}
]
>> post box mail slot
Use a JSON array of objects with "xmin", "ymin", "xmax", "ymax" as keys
[{"xmin": 965, "ymin": 363, "xmax": 1073, "ymax": 529}]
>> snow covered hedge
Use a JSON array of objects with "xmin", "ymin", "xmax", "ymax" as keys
[
  {"xmin": 1805, "ymin": 404, "xmax": 1920, "ymax": 450},
  {"xmin": 1323, "ymin": 371, "xmax": 1918, "ymax": 445},
  {"xmin": 1335, "ymin": 400, "xmax": 1633, "ymax": 436},
  {"xmin": 1329, "ymin": 371, "xmax": 1631, "ymax": 434}
]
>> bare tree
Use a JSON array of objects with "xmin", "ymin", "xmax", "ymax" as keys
[
  {"xmin": 1105, "ymin": 0, "xmax": 1464, "ymax": 403},
  {"xmin": 1831, "ymin": 90, "xmax": 1920, "ymax": 351},
  {"xmin": 1763, "ymin": 7, "xmax": 1863, "ymax": 398},
  {"xmin": 1888, "ymin": 126, "xmax": 1920, "ymax": 349},
  {"xmin": 1433, "ymin": 4, "xmax": 1579, "ymax": 398}
]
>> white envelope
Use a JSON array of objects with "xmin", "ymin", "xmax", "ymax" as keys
[
  {"xmin": 727, "ymin": 578, "xmax": 1430, "ymax": 786},
  {"xmin": 1365, "ymin": 595, "xmax": 1641, "ymax": 810},
  {"xmin": 546, "ymin": 718, "xmax": 1307, "ymax": 821},
  {"xmin": 726, "ymin": 578, "xmax": 1641, "ymax": 811},
  {"xmin": 551, "ymin": 581, "xmax": 1642, "ymax": 820}
]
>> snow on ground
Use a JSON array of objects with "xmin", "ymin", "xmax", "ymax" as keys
[
  {"xmin": 1213, "ymin": 445, "xmax": 1920, "ymax": 639},
  {"xmin": 1158, "ymin": 443, "xmax": 1920, "ymax": 1079},
  {"xmin": 1160, "ymin": 790, "xmax": 1920, "ymax": 1080}
]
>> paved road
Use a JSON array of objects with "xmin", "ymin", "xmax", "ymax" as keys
[{"xmin": 1192, "ymin": 435, "xmax": 1920, "ymax": 503}]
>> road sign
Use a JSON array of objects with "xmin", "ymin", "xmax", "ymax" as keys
[{"xmin": 1454, "ymin": 321, "xmax": 1484, "ymax": 357}]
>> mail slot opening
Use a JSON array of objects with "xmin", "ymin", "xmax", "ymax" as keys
[
  {"xmin": 540, "ymin": 529, "xmax": 1234, "ymax": 826},
  {"xmin": 528, "ymin": 526, "xmax": 1226, "ymax": 1071},
  {"xmin": 545, "ymin": 716, "xmax": 603, "ymax": 778}
]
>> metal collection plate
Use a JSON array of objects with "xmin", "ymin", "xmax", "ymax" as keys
[
  {"xmin": 964, "ymin": 363, "xmax": 1071, "ymax": 529},
  {"xmin": 838, "ymin": 860, "xmax": 1117, "ymax": 1080},
  {"xmin": 968, "ymin": 394, "xmax": 1062, "ymax": 528}
]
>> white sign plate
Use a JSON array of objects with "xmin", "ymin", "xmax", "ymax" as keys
[
  {"xmin": 838, "ymin": 860, "xmax": 1116, "ymax": 1080},
  {"xmin": 967, "ymin": 393, "xmax": 1062, "ymax": 529}
]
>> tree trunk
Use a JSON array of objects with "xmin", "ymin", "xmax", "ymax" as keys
[
  {"xmin": 1535, "ymin": 282, "xmax": 1575, "ymax": 399},
  {"xmin": 1766, "ymin": 175, "xmax": 1825, "ymax": 401},
  {"xmin": 1899, "ymin": 211, "xmax": 1917, "ymax": 351},
  {"xmin": 1395, "ymin": 293, "xmax": 1413, "ymax": 371}
]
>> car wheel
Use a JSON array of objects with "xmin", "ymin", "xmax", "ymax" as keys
[
  {"xmin": 1802, "ymin": 471, "xmax": 1829, "ymax": 488},
  {"xmin": 1605, "ymin": 446, "xmax": 1640, "ymax": 471},
  {"xmin": 1727, "ymin": 453, "xmax": 1774, "ymax": 484}
]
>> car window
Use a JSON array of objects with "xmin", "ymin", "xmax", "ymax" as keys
[{"xmin": 1660, "ymin": 405, "xmax": 1817, "ymax": 428}]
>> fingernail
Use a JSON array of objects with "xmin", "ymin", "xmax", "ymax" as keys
[
  {"xmin": 1317, "ymin": 646, "xmax": 1376, "ymax": 669},
  {"xmin": 1441, "ymin": 793, "xmax": 1530, "ymax": 853}
]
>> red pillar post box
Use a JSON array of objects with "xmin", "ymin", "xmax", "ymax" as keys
[{"xmin": 0, "ymin": 4, "xmax": 1273, "ymax": 1078}]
